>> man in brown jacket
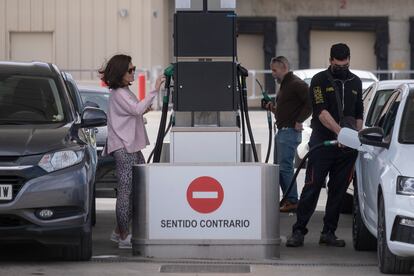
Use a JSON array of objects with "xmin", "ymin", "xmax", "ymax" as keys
[{"xmin": 266, "ymin": 56, "xmax": 312, "ymax": 212}]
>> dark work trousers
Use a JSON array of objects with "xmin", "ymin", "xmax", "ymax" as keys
[{"xmin": 292, "ymin": 135, "xmax": 357, "ymax": 235}]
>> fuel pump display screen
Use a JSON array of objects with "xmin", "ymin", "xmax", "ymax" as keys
[
  {"xmin": 173, "ymin": 62, "xmax": 237, "ymax": 111},
  {"xmin": 174, "ymin": 12, "xmax": 236, "ymax": 57}
]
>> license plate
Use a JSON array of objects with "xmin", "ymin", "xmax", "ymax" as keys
[{"xmin": 0, "ymin": 184, "xmax": 12, "ymax": 200}]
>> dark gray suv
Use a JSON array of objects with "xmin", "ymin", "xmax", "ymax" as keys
[{"xmin": 0, "ymin": 61, "xmax": 106, "ymax": 261}]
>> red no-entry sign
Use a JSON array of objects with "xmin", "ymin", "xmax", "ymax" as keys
[{"xmin": 186, "ymin": 176, "xmax": 224, "ymax": 214}]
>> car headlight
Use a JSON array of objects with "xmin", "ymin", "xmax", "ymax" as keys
[
  {"xmin": 38, "ymin": 150, "xmax": 84, "ymax": 172},
  {"xmin": 397, "ymin": 176, "xmax": 414, "ymax": 196}
]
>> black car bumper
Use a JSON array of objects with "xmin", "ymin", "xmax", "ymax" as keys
[
  {"xmin": 0, "ymin": 222, "xmax": 88, "ymax": 245},
  {"xmin": 391, "ymin": 216, "xmax": 414, "ymax": 245}
]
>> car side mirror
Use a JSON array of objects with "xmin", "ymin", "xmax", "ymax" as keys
[
  {"xmin": 358, "ymin": 127, "xmax": 389, "ymax": 148},
  {"xmin": 80, "ymin": 107, "xmax": 107, "ymax": 128}
]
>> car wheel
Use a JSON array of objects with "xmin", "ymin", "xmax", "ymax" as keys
[
  {"xmin": 352, "ymin": 182, "xmax": 376, "ymax": 251},
  {"xmin": 58, "ymin": 220, "xmax": 92, "ymax": 261},
  {"xmin": 59, "ymin": 188, "xmax": 94, "ymax": 261},
  {"xmin": 377, "ymin": 194, "xmax": 413, "ymax": 274}
]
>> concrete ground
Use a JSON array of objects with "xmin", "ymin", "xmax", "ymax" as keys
[
  {"xmin": 0, "ymin": 207, "xmax": 382, "ymax": 275},
  {"xmin": 0, "ymin": 111, "xmax": 387, "ymax": 275}
]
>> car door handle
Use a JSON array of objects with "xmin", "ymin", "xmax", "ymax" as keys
[{"xmin": 363, "ymin": 153, "xmax": 373, "ymax": 160}]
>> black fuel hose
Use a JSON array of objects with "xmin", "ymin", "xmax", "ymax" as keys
[
  {"xmin": 237, "ymin": 73, "xmax": 246, "ymax": 162},
  {"xmin": 147, "ymin": 114, "xmax": 173, "ymax": 163},
  {"xmin": 280, "ymin": 140, "xmax": 338, "ymax": 204},
  {"xmin": 237, "ymin": 64, "xmax": 259, "ymax": 162},
  {"xmin": 152, "ymin": 76, "xmax": 172, "ymax": 163},
  {"xmin": 242, "ymin": 78, "xmax": 259, "ymax": 162},
  {"xmin": 265, "ymin": 111, "xmax": 272, "ymax": 163},
  {"xmin": 255, "ymin": 79, "xmax": 272, "ymax": 163}
]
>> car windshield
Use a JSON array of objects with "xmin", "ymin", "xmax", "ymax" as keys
[
  {"xmin": 80, "ymin": 91, "xmax": 109, "ymax": 113},
  {"xmin": 0, "ymin": 74, "xmax": 65, "ymax": 124},
  {"xmin": 399, "ymin": 91, "xmax": 414, "ymax": 144}
]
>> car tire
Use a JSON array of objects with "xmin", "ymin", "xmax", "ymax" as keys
[
  {"xmin": 59, "ymin": 188, "xmax": 94, "ymax": 261},
  {"xmin": 58, "ymin": 220, "xmax": 92, "ymax": 261},
  {"xmin": 352, "ymin": 183, "xmax": 376, "ymax": 251},
  {"xmin": 377, "ymin": 194, "xmax": 413, "ymax": 274}
]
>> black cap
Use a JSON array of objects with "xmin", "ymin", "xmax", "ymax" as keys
[{"xmin": 330, "ymin": 43, "xmax": 350, "ymax": 60}]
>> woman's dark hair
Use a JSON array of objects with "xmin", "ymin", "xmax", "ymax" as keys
[{"xmin": 99, "ymin": 54, "xmax": 131, "ymax": 89}]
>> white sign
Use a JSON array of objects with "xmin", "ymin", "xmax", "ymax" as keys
[
  {"xmin": 148, "ymin": 166, "xmax": 262, "ymax": 240},
  {"xmin": 0, "ymin": 185, "xmax": 12, "ymax": 200}
]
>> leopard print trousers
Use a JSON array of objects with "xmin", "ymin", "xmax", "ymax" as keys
[{"xmin": 113, "ymin": 148, "xmax": 145, "ymax": 234}]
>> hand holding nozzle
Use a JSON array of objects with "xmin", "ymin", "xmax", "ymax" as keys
[
  {"xmin": 263, "ymin": 101, "xmax": 276, "ymax": 113},
  {"xmin": 154, "ymin": 75, "xmax": 166, "ymax": 92}
]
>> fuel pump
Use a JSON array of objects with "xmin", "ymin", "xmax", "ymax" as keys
[{"xmin": 132, "ymin": 0, "xmax": 280, "ymax": 260}]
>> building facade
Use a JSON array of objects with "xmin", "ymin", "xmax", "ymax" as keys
[
  {"xmin": 1, "ymin": 0, "xmax": 413, "ymax": 91},
  {"xmin": 0, "ymin": 0, "xmax": 169, "ymax": 82}
]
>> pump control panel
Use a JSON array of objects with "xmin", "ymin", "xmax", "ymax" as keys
[{"xmin": 173, "ymin": 0, "xmax": 238, "ymax": 112}]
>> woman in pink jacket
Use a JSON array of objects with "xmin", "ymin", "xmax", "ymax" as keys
[{"xmin": 100, "ymin": 54, "xmax": 164, "ymax": 248}]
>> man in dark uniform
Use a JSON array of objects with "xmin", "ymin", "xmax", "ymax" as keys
[
  {"xmin": 265, "ymin": 56, "xmax": 312, "ymax": 212},
  {"xmin": 286, "ymin": 43, "xmax": 363, "ymax": 247}
]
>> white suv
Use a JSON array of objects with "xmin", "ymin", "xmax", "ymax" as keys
[{"xmin": 339, "ymin": 82, "xmax": 414, "ymax": 274}]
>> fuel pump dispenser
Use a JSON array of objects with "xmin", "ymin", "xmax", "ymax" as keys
[{"xmin": 132, "ymin": 0, "xmax": 280, "ymax": 260}]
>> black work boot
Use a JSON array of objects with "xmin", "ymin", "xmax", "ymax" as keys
[
  {"xmin": 286, "ymin": 230, "xmax": 304, "ymax": 247},
  {"xmin": 319, "ymin": 231, "xmax": 346, "ymax": 247}
]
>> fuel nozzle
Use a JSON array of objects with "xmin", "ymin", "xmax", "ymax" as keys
[
  {"xmin": 164, "ymin": 64, "xmax": 174, "ymax": 77},
  {"xmin": 256, "ymin": 78, "xmax": 271, "ymax": 109},
  {"xmin": 262, "ymin": 90, "xmax": 272, "ymax": 103},
  {"xmin": 163, "ymin": 64, "xmax": 174, "ymax": 102},
  {"xmin": 323, "ymin": 140, "xmax": 339, "ymax": 146}
]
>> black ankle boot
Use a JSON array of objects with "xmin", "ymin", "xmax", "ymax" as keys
[{"xmin": 319, "ymin": 231, "xmax": 345, "ymax": 247}]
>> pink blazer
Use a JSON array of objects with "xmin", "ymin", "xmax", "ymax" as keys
[{"xmin": 106, "ymin": 87, "xmax": 157, "ymax": 154}]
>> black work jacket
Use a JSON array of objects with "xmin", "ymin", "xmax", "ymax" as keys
[{"xmin": 309, "ymin": 67, "xmax": 363, "ymax": 141}]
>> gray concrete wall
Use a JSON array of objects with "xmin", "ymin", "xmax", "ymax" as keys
[{"xmin": 236, "ymin": 0, "xmax": 413, "ymax": 70}]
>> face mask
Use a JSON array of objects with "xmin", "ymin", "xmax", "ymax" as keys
[{"xmin": 331, "ymin": 64, "xmax": 349, "ymax": 78}]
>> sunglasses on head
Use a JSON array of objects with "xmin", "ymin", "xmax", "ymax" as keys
[{"xmin": 127, "ymin": 66, "xmax": 136, "ymax": 74}]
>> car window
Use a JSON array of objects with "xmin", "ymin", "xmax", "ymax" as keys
[
  {"xmin": 365, "ymin": 89, "xmax": 394, "ymax": 127},
  {"xmin": 303, "ymin": 78, "xmax": 311, "ymax": 86},
  {"xmin": 0, "ymin": 74, "xmax": 65, "ymax": 123},
  {"xmin": 80, "ymin": 91, "xmax": 109, "ymax": 114},
  {"xmin": 362, "ymin": 86, "xmax": 374, "ymax": 113},
  {"xmin": 399, "ymin": 90, "xmax": 414, "ymax": 144},
  {"xmin": 375, "ymin": 91, "xmax": 401, "ymax": 139},
  {"xmin": 65, "ymin": 80, "xmax": 84, "ymax": 114}
]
